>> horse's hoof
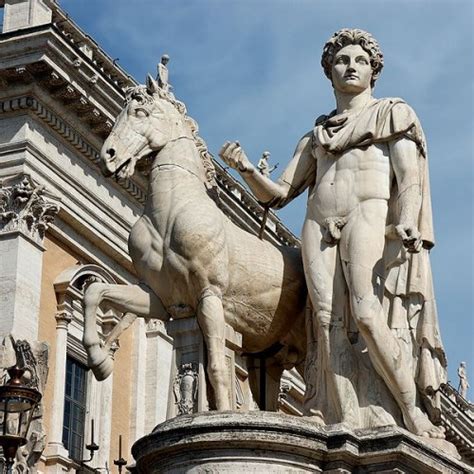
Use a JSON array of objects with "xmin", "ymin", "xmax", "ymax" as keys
[{"xmin": 91, "ymin": 355, "xmax": 114, "ymax": 381}]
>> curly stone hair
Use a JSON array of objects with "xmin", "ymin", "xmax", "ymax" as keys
[{"xmin": 321, "ymin": 29, "xmax": 384, "ymax": 87}]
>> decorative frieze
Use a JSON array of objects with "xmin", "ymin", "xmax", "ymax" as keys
[
  {"xmin": 1, "ymin": 96, "xmax": 147, "ymax": 204},
  {"xmin": 0, "ymin": 174, "xmax": 60, "ymax": 243}
]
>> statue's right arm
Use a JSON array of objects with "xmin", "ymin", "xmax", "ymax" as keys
[{"xmin": 219, "ymin": 132, "xmax": 315, "ymax": 207}]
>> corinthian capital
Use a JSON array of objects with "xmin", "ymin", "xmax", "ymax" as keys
[{"xmin": 0, "ymin": 174, "xmax": 60, "ymax": 243}]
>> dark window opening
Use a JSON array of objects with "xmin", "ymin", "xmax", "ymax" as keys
[{"xmin": 62, "ymin": 357, "xmax": 88, "ymax": 461}]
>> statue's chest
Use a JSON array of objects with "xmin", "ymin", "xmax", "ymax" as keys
[{"xmin": 316, "ymin": 143, "xmax": 390, "ymax": 177}]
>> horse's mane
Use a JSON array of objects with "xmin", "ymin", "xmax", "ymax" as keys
[{"xmin": 124, "ymin": 85, "xmax": 219, "ymax": 199}]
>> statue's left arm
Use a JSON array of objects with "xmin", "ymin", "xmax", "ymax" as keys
[{"xmin": 390, "ymin": 137, "xmax": 423, "ymax": 253}]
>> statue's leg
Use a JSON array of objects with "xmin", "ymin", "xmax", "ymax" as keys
[
  {"xmin": 197, "ymin": 291, "xmax": 231, "ymax": 411},
  {"xmin": 341, "ymin": 200, "xmax": 443, "ymax": 438},
  {"xmin": 301, "ymin": 219, "xmax": 357, "ymax": 425},
  {"xmin": 83, "ymin": 282, "xmax": 168, "ymax": 381}
]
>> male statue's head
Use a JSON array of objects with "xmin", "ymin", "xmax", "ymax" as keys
[
  {"xmin": 161, "ymin": 54, "xmax": 170, "ymax": 66},
  {"xmin": 321, "ymin": 29, "xmax": 384, "ymax": 91}
]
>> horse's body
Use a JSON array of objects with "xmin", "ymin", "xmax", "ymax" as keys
[{"xmin": 83, "ymin": 76, "xmax": 307, "ymax": 410}]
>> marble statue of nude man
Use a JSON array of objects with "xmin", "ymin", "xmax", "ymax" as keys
[{"xmin": 220, "ymin": 29, "xmax": 447, "ymax": 439}]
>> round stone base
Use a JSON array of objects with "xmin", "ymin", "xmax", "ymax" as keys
[{"xmin": 131, "ymin": 411, "xmax": 468, "ymax": 473}]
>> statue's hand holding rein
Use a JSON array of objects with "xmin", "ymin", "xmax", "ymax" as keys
[
  {"xmin": 219, "ymin": 141, "xmax": 254, "ymax": 174},
  {"xmin": 395, "ymin": 224, "xmax": 422, "ymax": 253}
]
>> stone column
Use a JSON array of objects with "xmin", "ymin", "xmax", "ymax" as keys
[
  {"xmin": 43, "ymin": 310, "xmax": 72, "ymax": 467},
  {"xmin": 0, "ymin": 174, "xmax": 60, "ymax": 340}
]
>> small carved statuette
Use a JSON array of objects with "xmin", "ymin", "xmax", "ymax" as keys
[
  {"xmin": 173, "ymin": 363, "xmax": 198, "ymax": 415},
  {"xmin": 458, "ymin": 362, "xmax": 469, "ymax": 399},
  {"xmin": 257, "ymin": 151, "xmax": 277, "ymax": 177},
  {"xmin": 157, "ymin": 54, "xmax": 170, "ymax": 92}
]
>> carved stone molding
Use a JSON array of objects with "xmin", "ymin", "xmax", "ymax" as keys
[
  {"xmin": 146, "ymin": 319, "xmax": 165, "ymax": 335},
  {"xmin": 0, "ymin": 96, "xmax": 147, "ymax": 204},
  {"xmin": 0, "ymin": 174, "xmax": 60, "ymax": 243}
]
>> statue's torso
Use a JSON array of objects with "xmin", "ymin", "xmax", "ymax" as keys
[{"xmin": 308, "ymin": 142, "xmax": 393, "ymax": 223}]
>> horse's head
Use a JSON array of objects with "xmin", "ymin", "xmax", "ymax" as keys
[{"xmin": 101, "ymin": 75, "xmax": 189, "ymax": 179}]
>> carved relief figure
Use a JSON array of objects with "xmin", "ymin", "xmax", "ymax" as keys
[
  {"xmin": 173, "ymin": 363, "xmax": 198, "ymax": 415},
  {"xmin": 219, "ymin": 29, "xmax": 447, "ymax": 441},
  {"xmin": 82, "ymin": 76, "xmax": 307, "ymax": 411}
]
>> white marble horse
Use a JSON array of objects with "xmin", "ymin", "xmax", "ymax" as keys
[{"xmin": 82, "ymin": 75, "xmax": 307, "ymax": 410}]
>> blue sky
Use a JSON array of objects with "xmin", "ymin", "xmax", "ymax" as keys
[{"xmin": 59, "ymin": 0, "xmax": 473, "ymax": 390}]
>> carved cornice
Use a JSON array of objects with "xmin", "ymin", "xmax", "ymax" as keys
[
  {"xmin": 0, "ymin": 62, "xmax": 116, "ymax": 139},
  {"xmin": 0, "ymin": 173, "xmax": 60, "ymax": 243},
  {"xmin": 0, "ymin": 95, "xmax": 147, "ymax": 205}
]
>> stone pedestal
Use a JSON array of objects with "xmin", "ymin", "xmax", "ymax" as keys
[
  {"xmin": 131, "ymin": 412, "xmax": 469, "ymax": 473},
  {"xmin": 166, "ymin": 318, "xmax": 244, "ymax": 417}
]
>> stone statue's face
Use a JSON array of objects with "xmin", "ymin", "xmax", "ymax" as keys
[{"xmin": 331, "ymin": 44, "xmax": 372, "ymax": 94}]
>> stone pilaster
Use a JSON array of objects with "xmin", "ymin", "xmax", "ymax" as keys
[
  {"xmin": 0, "ymin": 174, "xmax": 60, "ymax": 340},
  {"xmin": 143, "ymin": 319, "xmax": 173, "ymax": 433},
  {"xmin": 43, "ymin": 310, "xmax": 72, "ymax": 466}
]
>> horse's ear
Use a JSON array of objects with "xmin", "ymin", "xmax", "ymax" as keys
[{"xmin": 146, "ymin": 74, "xmax": 159, "ymax": 95}]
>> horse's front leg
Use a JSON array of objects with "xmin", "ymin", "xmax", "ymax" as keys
[
  {"xmin": 83, "ymin": 282, "xmax": 169, "ymax": 381},
  {"xmin": 197, "ymin": 291, "xmax": 231, "ymax": 410}
]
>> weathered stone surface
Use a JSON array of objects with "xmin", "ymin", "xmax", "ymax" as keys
[
  {"xmin": 0, "ymin": 174, "xmax": 60, "ymax": 243},
  {"xmin": 82, "ymin": 77, "xmax": 307, "ymax": 415},
  {"xmin": 219, "ymin": 28, "xmax": 447, "ymax": 442},
  {"xmin": 131, "ymin": 412, "xmax": 470, "ymax": 473}
]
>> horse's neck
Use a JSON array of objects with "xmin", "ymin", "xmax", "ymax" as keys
[
  {"xmin": 153, "ymin": 136, "xmax": 204, "ymax": 176},
  {"xmin": 147, "ymin": 136, "xmax": 209, "ymax": 203}
]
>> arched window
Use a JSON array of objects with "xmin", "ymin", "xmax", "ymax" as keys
[{"xmin": 44, "ymin": 264, "xmax": 119, "ymax": 470}]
